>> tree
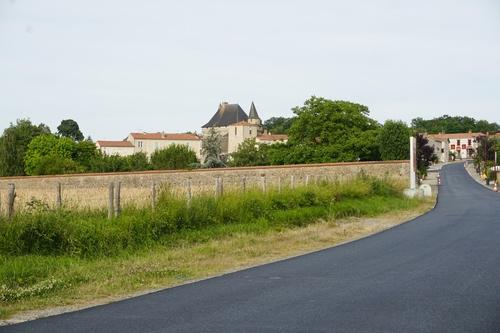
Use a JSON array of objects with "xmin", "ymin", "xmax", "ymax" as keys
[
  {"xmin": 201, "ymin": 128, "xmax": 224, "ymax": 168},
  {"xmin": 57, "ymin": 119, "xmax": 84, "ymax": 141},
  {"xmin": 0, "ymin": 119, "xmax": 51, "ymax": 176},
  {"xmin": 416, "ymin": 134, "xmax": 436, "ymax": 178},
  {"xmin": 411, "ymin": 115, "xmax": 500, "ymax": 134},
  {"xmin": 289, "ymin": 97, "xmax": 379, "ymax": 146},
  {"xmin": 229, "ymin": 138, "xmax": 269, "ymax": 167},
  {"xmin": 263, "ymin": 117, "xmax": 295, "ymax": 134},
  {"xmin": 150, "ymin": 144, "xmax": 198, "ymax": 170},
  {"xmin": 125, "ymin": 152, "xmax": 151, "ymax": 171},
  {"xmin": 279, "ymin": 96, "xmax": 381, "ymax": 164},
  {"xmin": 24, "ymin": 134, "xmax": 81, "ymax": 175},
  {"xmin": 378, "ymin": 120, "xmax": 410, "ymax": 160}
]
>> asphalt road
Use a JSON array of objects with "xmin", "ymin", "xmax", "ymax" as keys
[{"xmin": 3, "ymin": 163, "xmax": 500, "ymax": 333}]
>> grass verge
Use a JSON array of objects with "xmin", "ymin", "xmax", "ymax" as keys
[{"xmin": 0, "ymin": 177, "xmax": 434, "ymax": 322}]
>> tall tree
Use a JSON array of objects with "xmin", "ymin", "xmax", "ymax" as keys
[
  {"xmin": 0, "ymin": 119, "xmax": 50, "ymax": 176},
  {"xmin": 201, "ymin": 128, "xmax": 224, "ymax": 168},
  {"xmin": 284, "ymin": 96, "xmax": 380, "ymax": 163},
  {"xmin": 24, "ymin": 134, "xmax": 81, "ymax": 175},
  {"xmin": 411, "ymin": 115, "xmax": 500, "ymax": 134},
  {"xmin": 263, "ymin": 117, "xmax": 295, "ymax": 134},
  {"xmin": 230, "ymin": 138, "xmax": 269, "ymax": 167},
  {"xmin": 378, "ymin": 120, "xmax": 410, "ymax": 160},
  {"xmin": 57, "ymin": 119, "xmax": 84, "ymax": 141},
  {"xmin": 416, "ymin": 134, "xmax": 436, "ymax": 178}
]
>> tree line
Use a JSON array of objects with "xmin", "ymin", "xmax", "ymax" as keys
[
  {"xmin": 0, "ymin": 119, "xmax": 199, "ymax": 176},
  {"xmin": 3, "ymin": 96, "xmax": 497, "ymax": 177}
]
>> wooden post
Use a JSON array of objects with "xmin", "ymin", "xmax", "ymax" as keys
[
  {"xmin": 7, "ymin": 183, "xmax": 16, "ymax": 220},
  {"xmin": 108, "ymin": 182, "xmax": 114, "ymax": 220},
  {"xmin": 215, "ymin": 177, "xmax": 223, "ymax": 198},
  {"xmin": 151, "ymin": 183, "xmax": 157, "ymax": 211},
  {"xmin": 241, "ymin": 176, "xmax": 247, "ymax": 192},
  {"xmin": 277, "ymin": 176, "xmax": 282, "ymax": 192},
  {"xmin": 290, "ymin": 175, "xmax": 295, "ymax": 189},
  {"xmin": 186, "ymin": 178, "xmax": 192, "ymax": 207},
  {"xmin": 114, "ymin": 181, "xmax": 121, "ymax": 218},
  {"xmin": 56, "ymin": 182, "xmax": 62, "ymax": 210},
  {"xmin": 261, "ymin": 174, "xmax": 267, "ymax": 192},
  {"xmin": 305, "ymin": 175, "xmax": 310, "ymax": 186}
]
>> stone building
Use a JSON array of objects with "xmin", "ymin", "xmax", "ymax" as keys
[{"xmin": 202, "ymin": 101, "xmax": 287, "ymax": 155}]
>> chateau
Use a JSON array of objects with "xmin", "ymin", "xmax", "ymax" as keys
[{"xmin": 96, "ymin": 102, "xmax": 287, "ymax": 159}]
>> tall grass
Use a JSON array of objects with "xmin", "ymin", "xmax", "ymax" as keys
[{"xmin": 0, "ymin": 177, "xmax": 410, "ymax": 259}]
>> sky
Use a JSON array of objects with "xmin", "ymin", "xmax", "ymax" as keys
[{"xmin": 1, "ymin": 0, "xmax": 499, "ymax": 140}]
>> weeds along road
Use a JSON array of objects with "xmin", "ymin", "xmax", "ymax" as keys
[{"xmin": 3, "ymin": 163, "xmax": 500, "ymax": 333}]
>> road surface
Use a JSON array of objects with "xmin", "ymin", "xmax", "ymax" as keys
[{"xmin": 3, "ymin": 163, "xmax": 500, "ymax": 332}]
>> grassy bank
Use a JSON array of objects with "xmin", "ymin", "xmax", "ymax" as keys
[{"xmin": 0, "ymin": 177, "xmax": 432, "ymax": 321}]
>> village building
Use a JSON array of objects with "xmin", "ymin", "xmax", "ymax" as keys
[
  {"xmin": 97, "ymin": 101, "xmax": 287, "ymax": 160},
  {"xmin": 96, "ymin": 140, "xmax": 135, "ymax": 157},
  {"xmin": 427, "ymin": 131, "xmax": 485, "ymax": 160},
  {"xmin": 96, "ymin": 132, "xmax": 202, "ymax": 159}
]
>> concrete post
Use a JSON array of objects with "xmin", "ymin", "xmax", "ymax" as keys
[
  {"xmin": 261, "ymin": 175, "xmax": 267, "ymax": 192},
  {"xmin": 410, "ymin": 136, "xmax": 417, "ymax": 190}
]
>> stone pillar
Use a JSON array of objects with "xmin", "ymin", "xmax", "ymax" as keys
[{"xmin": 410, "ymin": 136, "xmax": 417, "ymax": 190}]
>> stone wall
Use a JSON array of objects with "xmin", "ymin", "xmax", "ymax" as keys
[{"xmin": 0, "ymin": 161, "xmax": 409, "ymax": 210}]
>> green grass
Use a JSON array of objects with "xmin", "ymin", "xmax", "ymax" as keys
[{"xmin": 0, "ymin": 176, "xmax": 428, "ymax": 319}]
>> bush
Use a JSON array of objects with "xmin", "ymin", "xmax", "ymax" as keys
[{"xmin": 151, "ymin": 144, "xmax": 198, "ymax": 170}]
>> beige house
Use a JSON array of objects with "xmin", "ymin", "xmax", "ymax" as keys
[
  {"xmin": 426, "ymin": 137, "xmax": 449, "ymax": 163},
  {"xmin": 96, "ymin": 140, "xmax": 135, "ymax": 156},
  {"xmin": 127, "ymin": 132, "xmax": 202, "ymax": 159},
  {"xmin": 256, "ymin": 134, "xmax": 288, "ymax": 145},
  {"xmin": 96, "ymin": 132, "xmax": 202, "ymax": 159}
]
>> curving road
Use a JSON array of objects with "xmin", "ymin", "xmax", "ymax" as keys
[{"xmin": 3, "ymin": 163, "xmax": 500, "ymax": 333}]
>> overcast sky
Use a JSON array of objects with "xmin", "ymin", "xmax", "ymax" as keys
[{"xmin": 1, "ymin": 0, "xmax": 499, "ymax": 140}]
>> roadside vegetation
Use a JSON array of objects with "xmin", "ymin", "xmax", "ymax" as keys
[{"xmin": 0, "ymin": 176, "xmax": 432, "ymax": 320}]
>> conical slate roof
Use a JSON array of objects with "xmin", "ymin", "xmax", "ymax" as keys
[
  {"xmin": 248, "ymin": 102, "xmax": 260, "ymax": 120},
  {"xmin": 202, "ymin": 103, "xmax": 248, "ymax": 128}
]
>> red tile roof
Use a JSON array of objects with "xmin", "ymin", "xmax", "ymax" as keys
[
  {"xmin": 130, "ymin": 132, "xmax": 201, "ymax": 141},
  {"xmin": 96, "ymin": 140, "xmax": 134, "ymax": 148},
  {"xmin": 257, "ymin": 134, "xmax": 288, "ymax": 141},
  {"xmin": 427, "ymin": 132, "xmax": 485, "ymax": 141}
]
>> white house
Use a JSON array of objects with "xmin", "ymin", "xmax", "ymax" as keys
[
  {"xmin": 427, "ymin": 131, "xmax": 485, "ymax": 160},
  {"xmin": 96, "ymin": 140, "xmax": 135, "ymax": 156},
  {"xmin": 127, "ymin": 132, "xmax": 202, "ymax": 159},
  {"xmin": 96, "ymin": 132, "xmax": 202, "ymax": 159}
]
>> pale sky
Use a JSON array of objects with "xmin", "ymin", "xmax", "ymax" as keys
[{"xmin": 1, "ymin": 0, "xmax": 499, "ymax": 140}]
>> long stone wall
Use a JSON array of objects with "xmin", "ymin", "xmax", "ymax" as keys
[{"xmin": 0, "ymin": 161, "xmax": 409, "ymax": 210}]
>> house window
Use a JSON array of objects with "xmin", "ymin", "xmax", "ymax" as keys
[
  {"xmin": 461, "ymin": 144, "xmax": 466, "ymax": 149},
  {"xmin": 457, "ymin": 139, "xmax": 460, "ymax": 146},
  {"xmin": 249, "ymin": 130, "xmax": 252, "ymax": 135},
  {"xmin": 451, "ymin": 144, "xmax": 455, "ymax": 150},
  {"xmin": 468, "ymin": 139, "xmax": 472, "ymax": 146},
  {"xmin": 137, "ymin": 141, "xmax": 143, "ymax": 148}
]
